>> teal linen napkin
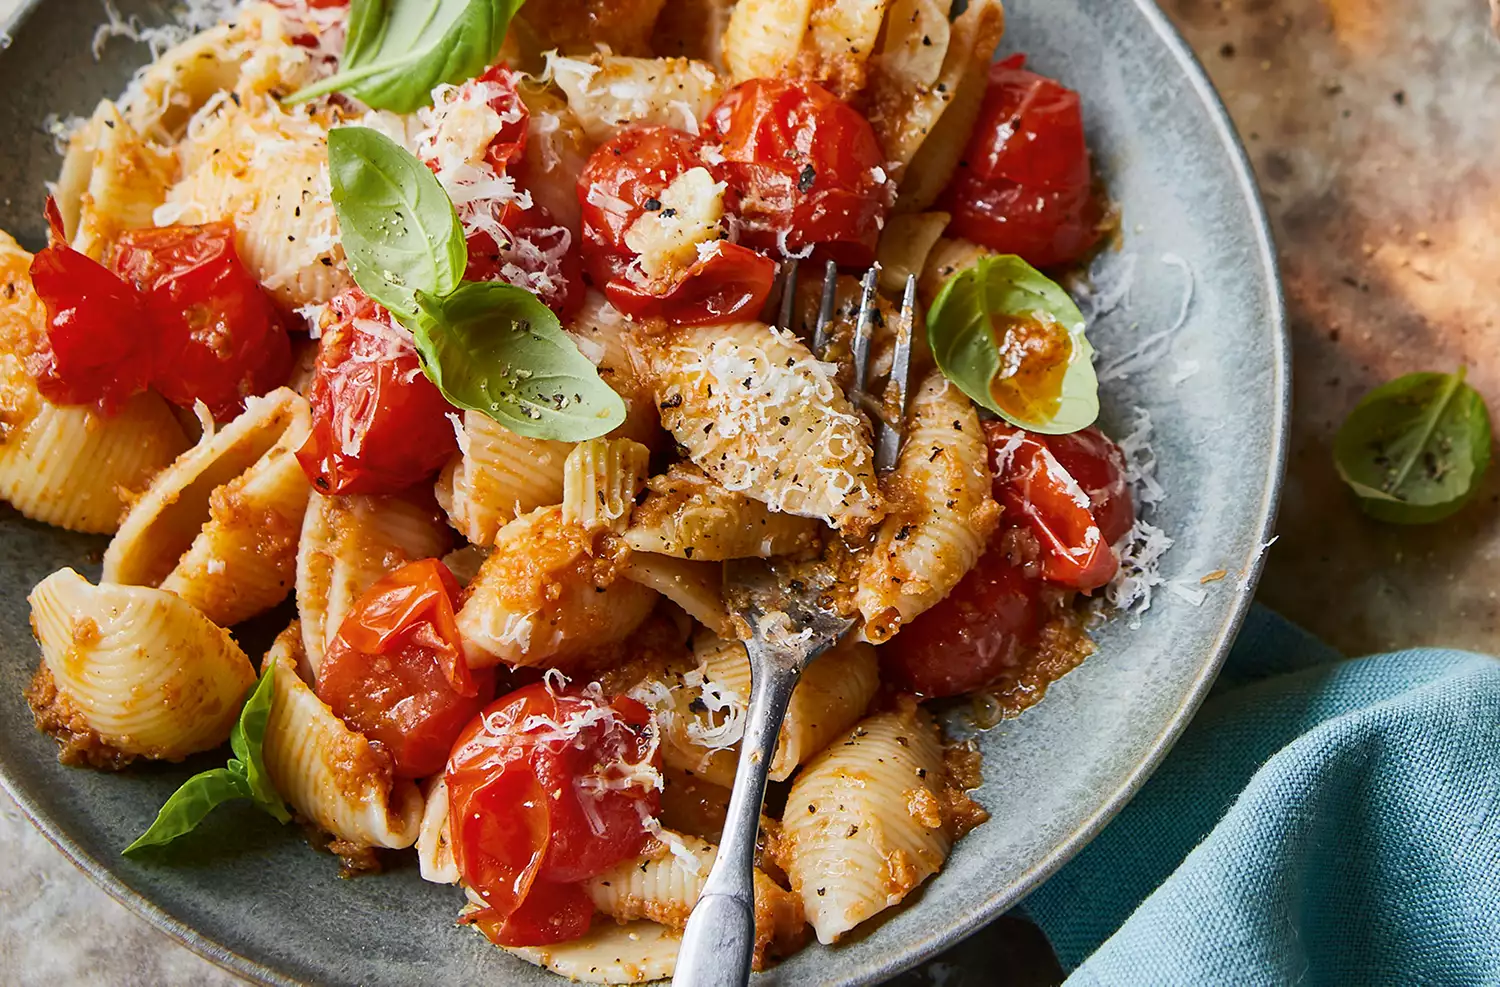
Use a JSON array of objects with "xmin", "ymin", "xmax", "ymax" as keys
[{"xmin": 1023, "ymin": 604, "xmax": 1500, "ymax": 986}]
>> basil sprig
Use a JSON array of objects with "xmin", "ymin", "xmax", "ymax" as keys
[
  {"xmin": 1334, "ymin": 367, "xmax": 1492, "ymax": 524},
  {"xmin": 327, "ymin": 126, "xmax": 625, "ymax": 441},
  {"xmin": 124, "ymin": 664, "xmax": 290, "ymax": 855},
  {"xmin": 927, "ymin": 254, "xmax": 1099, "ymax": 435},
  {"xmin": 285, "ymin": 0, "xmax": 524, "ymax": 113}
]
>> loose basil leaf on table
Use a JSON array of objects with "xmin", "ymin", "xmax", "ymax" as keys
[
  {"xmin": 285, "ymin": 0, "xmax": 524, "ymax": 113},
  {"xmin": 408, "ymin": 281, "xmax": 627, "ymax": 441},
  {"xmin": 1333, "ymin": 367, "xmax": 1492, "ymax": 524},
  {"xmin": 124, "ymin": 664, "xmax": 289, "ymax": 855},
  {"xmin": 927, "ymin": 253, "xmax": 1099, "ymax": 435},
  {"xmin": 327, "ymin": 126, "xmax": 467, "ymax": 321}
]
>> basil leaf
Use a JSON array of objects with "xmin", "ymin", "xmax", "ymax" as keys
[
  {"xmin": 228, "ymin": 664, "xmax": 290, "ymax": 823},
  {"xmin": 926, "ymin": 254, "xmax": 1099, "ymax": 435},
  {"xmin": 407, "ymin": 281, "xmax": 626, "ymax": 441},
  {"xmin": 328, "ymin": 127, "xmax": 466, "ymax": 320},
  {"xmin": 1334, "ymin": 367, "xmax": 1492, "ymax": 524},
  {"xmin": 285, "ymin": 0, "xmax": 523, "ymax": 113},
  {"xmin": 123, "ymin": 768, "xmax": 251, "ymax": 855}
]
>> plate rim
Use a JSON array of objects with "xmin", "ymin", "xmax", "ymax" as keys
[{"xmin": 0, "ymin": 0, "xmax": 1290, "ymax": 982}]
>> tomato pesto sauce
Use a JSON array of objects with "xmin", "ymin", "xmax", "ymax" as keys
[{"xmin": 990, "ymin": 311, "xmax": 1073, "ymax": 423}]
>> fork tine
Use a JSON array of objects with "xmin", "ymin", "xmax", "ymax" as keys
[
  {"xmin": 851, "ymin": 264, "xmax": 880, "ymax": 396},
  {"xmin": 776, "ymin": 260, "xmax": 800, "ymax": 335},
  {"xmin": 811, "ymin": 259, "xmax": 838, "ymax": 357},
  {"xmin": 875, "ymin": 274, "xmax": 917, "ymax": 473}
]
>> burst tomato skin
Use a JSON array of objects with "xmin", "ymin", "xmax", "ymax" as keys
[
  {"xmin": 316, "ymin": 559, "xmax": 494, "ymax": 779},
  {"xmin": 447, "ymin": 683, "xmax": 659, "ymax": 947},
  {"xmin": 296, "ymin": 290, "xmax": 458, "ymax": 496},
  {"xmin": 941, "ymin": 55, "xmax": 1102, "ymax": 269},
  {"xmin": 603, "ymin": 241, "xmax": 776, "ymax": 326},
  {"xmin": 881, "ymin": 549, "xmax": 1044, "ymax": 699},
  {"xmin": 112, "ymin": 222, "xmax": 292, "ymax": 419},
  {"xmin": 706, "ymin": 78, "xmax": 891, "ymax": 267},
  {"xmin": 986, "ymin": 421, "xmax": 1132, "ymax": 592}
]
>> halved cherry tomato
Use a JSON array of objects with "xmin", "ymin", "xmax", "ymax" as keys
[
  {"xmin": 986, "ymin": 421, "xmax": 1132, "ymax": 592},
  {"xmin": 941, "ymin": 55, "xmax": 1103, "ymax": 269},
  {"xmin": 317, "ymin": 559, "xmax": 493, "ymax": 779},
  {"xmin": 604, "ymin": 240, "xmax": 775, "ymax": 325},
  {"xmin": 112, "ymin": 222, "xmax": 292, "ymax": 419},
  {"xmin": 464, "ymin": 201, "xmax": 584, "ymax": 319},
  {"xmin": 447, "ymin": 682, "xmax": 659, "ymax": 947},
  {"xmin": 296, "ymin": 289, "xmax": 459, "ymax": 495},
  {"xmin": 27, "ymin": 199, "xmax": 152, "ymax": 412},
  {"xmin": 881, "ymin": 548, "xmax": 1043, "ymax": 699},
  {"xmin": 706, "ymin": 78, "xmax": 891, "ymax": 267}
]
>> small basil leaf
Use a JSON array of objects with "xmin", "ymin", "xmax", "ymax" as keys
[
  {"xmin": 407, "ymin": 281, "xmax": 626, "ymax": 441},
  {"xmin": 285, "ymin": 0, "xmax": 523, "ymax": 113},
  {"xmin": 1334, "ymin": 367, "xmax": 1492, "ymax": 524},
  {"xmin": 228, "ymin": 664, "xmax": 290, "ymax": 823},
  {"xmin": 926, "ymin": 254, "xmax": 1099, "ymax": 435},
  {"xmin": 123, "ymin": 768, "xmax": 251, "ymax": 855},
  {"xmin": 328, "ymin": 126, "xmax": 466, "ymax": 320}
]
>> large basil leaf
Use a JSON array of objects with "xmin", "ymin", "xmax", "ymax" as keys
[
  {"xmin": 408, "ymin": 281, "xmax": 626, "ymax": 441},
  {"xmin": 328, "ymin": 126, "xmax": 466, "ymax": 321},
  {"xmin": 926, "ymin": 254, "xmax": 1099, "ymax": 434},
  {"xmin": 1334, "ymin": 368, "xmax": 1492, "ymax": 524},
  {"xmin": 286, "ymin": 0, "xmax": 523, "ymax": 113},
  {"xmin": 123, "ymin": 665, "xmax": 290, "ymax": 855}
]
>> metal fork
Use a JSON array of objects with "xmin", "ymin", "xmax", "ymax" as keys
[{"xmin": 673, "ymin": 264, "xmax": 916, "ymax": 987}]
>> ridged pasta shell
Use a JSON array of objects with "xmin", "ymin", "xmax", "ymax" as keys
[
  {"xmin": 561, "ymin": 437, "xmax": 651, "ymax": 535},
  {"xmin": 55, "ymin": 100, "xmax": 176, "ymax": 259},
  {"xmin": 623, "ymin": 463, "xmax": 820, "ymax": 561},
  {"xmin": 502, "ymin": 920, "xmax": 681, "ymax": 985},
  {"xmin": 857, "ymin": 372, "xmax": 1000, "ymax": 642},
  {"xmin": 516, "ymin": 82, "xmax": 595, "ymax": 235},
  {"xmin": 26, "ymin": 568, "xmax": 257, "ymax": 766},
  {"xmin": 568, "ymin": 291, "xmax": 662, "ymax": 448},
  {"xmin": 103, "ymin": 388, "xmax": 312, "ymax": 627},
  {"xmin": 621, "ymin": 554, "xmax": 731, "ymax": 639},
  {"xmin": 550, "ymin": 54, "xmax": 724, "ymax": 143},
  {"xmin": 436, "ymin": 411, "xmax": 573, "ymax": 547},
  {"xmin": 780, "ymin": 706, "xmax": 952, "ymax": 943},
  {"xmin": 260, "ymin": 624, "xmax": 423, "ymax": 850},
  {"xmin": 296, "ymin": 491, "xmax": 452, "ymax": 679}
]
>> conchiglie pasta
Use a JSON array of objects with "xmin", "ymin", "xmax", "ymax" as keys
[
  {"xmin": 516, "ymin": 82, "xmax": 595, "ymax": 236},
  {"xmin": 918, "ymin": 236, "xmax": 991, "ymax": 308},
  {"xmin": 260, "ymin": 624, "xmax": 423, "ymax": 851},
  {"xmin": 780, "ymin": 705, "xmax": 953, "ymax": 943},
  {"xmin": 857, "ymin": 372, "xmax": 999, "ymax": 642},
  {"xmin": 635, "ymin": 321, "xmax": 883, "ymax": 532},
  {"xmin": 561, "ymin": 437, "xmax": 650, "ymax": 535},
  {"xmin": 624, "ymin": 463, "xmax": 820, "ymax": 561},
  {"xmin": 416, "ymin": 776, "xmax": 459, "ymax": 885},
  {"xmin": 26, "ymin": 568, "xmax": 257, "ymax": 767},
  {"xmin": 435, "ymin": 411, "xmax": 573, "ymax": 546},
  {"xmin": 569, "ymin": 291, "xmax": 661, "ymax": 446},
  {"xmin": 723, "ymin": 0, "xmax": 815, "ymax": 84},
  {"xmin": 620, "ymin": 553, "xmax": 732, "ymax": 638},
  {"xmin": 876, "ymin": 211, "xmax": 953, "ymax": 296},
  {"xmin": 796, "ymin": 0, "xmax": 890, "ymax": 99},
  {"xmin": 456, "ymin": 506, "xmax": 657, "ymax": 669},
  {"xmin": 503, "ymin": 921, "xmax": 681, "ymax": 985},
  {"xmin": 296, "ymin": 491, "xmax": 452, "ymax": 678},
  {"xmin": 57, "ymin": 100, "xmax": 176, "ymax": 260},
  {"xmin": 103, "ymin": 388, "xmax": 312, "ymax": 627},
  {"xmin": 549, "ymin": 54, "xmax": 725, "ymax": 143}
]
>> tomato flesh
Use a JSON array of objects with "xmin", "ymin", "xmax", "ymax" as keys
[
  {"xmin": 447, "ymin": 683, "xmax": 660, "ymax": 947},
  {"xmin": 942, "ymin": 55, "xmax": 1102, "ymax": 269},
  {"xmin": 296, "ymin": 289, "xmax": 459, "ymax": 496},
  {"xmin": 112, "ymin": 222, "xmax": 293, "ymax": 419},
  {"xmin": 317, "ymin": 559, "xmax": 493, "ymax": 779},
  {"xmin": 604, "ymin": 240, "xmax": 776, "ymax": 326},
  {"xmin": 474, "ymin": 64, "xmax": 530, "ymax": 174},
  {"xmin": 707, "ymin": 78, "xmax": 891, "ymax": 267},
  {"xmin": 463, "ymin": 202, "xmax": 584, "ymax": 320}
]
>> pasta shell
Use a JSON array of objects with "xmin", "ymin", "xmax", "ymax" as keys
[
  {"xmin": 416, "ymin": 776, "xmax": 460, "ymax": 885},
  {"xmin": 26, "ymin": 568, "xmax": 257, "ymax": 767},
  {"xmin": 723, "ymin": 0, "xmax": 815, "ymax": 83},
  {"xmin": 502, "ymin": 920, "xmax": 681, "ymax": 985},
  {"xmin": 561, "ymin": 437, "xmax": 651, "ymax": 535},
  {"xmin": 568, "ymin": 291, "xmax": 661, "ymax": 447},
  {"xmin": 624, "ymin": 463, "xmax": 820, "ymax": 561},
  {"xmin": 436, "ymin": 411, "xmax": 573, "ymax": 547},
  {"xmin": 620, "ymin": 553, "xmax": 731, "ymax": 639},
  {"xmin": 550, "ymin": 54, "xmax": 725, "ymax": 143},
  {"xmin": 57, "ymin": 101, "xmax": 176, "ymax": 260}
]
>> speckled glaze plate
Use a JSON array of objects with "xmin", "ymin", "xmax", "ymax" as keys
[{"xmin": 0, "ymin": 1, "xmax": 1287, "ymax": 983}]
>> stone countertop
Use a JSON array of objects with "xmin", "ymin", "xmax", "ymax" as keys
[{"xmin": 1, "ymin": 0, "xmax": 1497, "ymax": 984}]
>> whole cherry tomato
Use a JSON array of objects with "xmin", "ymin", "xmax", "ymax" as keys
[
  {"xmin": 447, "ymin": 682, "xmax": 659, "ymax": 947},
  {"xmin": 941, "ymin": 55, "xmax": 1103, "ymax": 269},
  {"xmin": 604, "ymin": 240, "xmax": 776, "ymax": 325},
  {"xmin": 881, "ymin": 548, "xmax": 1043, "ymax": 699},
  {"xmin": 316, "ymin": 559, "xmax": 494, "ymax": 779},
  {"xmin": 27, "ymin": 200, "xmax": 152, "ymax": 412},
  {"xmin": 112, "ymin": 221, "xmax": 292, "ymax": 419},
  {"xmin": 986, "ymin": 421, "xmax": 1133, "ymax": 592},
  {"xmin": 706, "ymin": 78, "xmax": 892, "ymax": 267},
  {"xmin": 296, "ymin": 289, "xmax": 459, "ymax": 496}
]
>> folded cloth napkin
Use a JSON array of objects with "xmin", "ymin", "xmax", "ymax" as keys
[{"xmin": 1022, "ymin": 604, "xmax": 1500, "ymax": 986}]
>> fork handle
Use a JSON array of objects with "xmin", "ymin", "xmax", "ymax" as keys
[{"xmin": 673, "ymin": 656, "xmax": 800, "ymax": 987}]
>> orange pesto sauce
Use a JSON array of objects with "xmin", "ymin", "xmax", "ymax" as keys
[{"xmin": 989, "ymin": 311, "xmax": 1072, "ymax": 422}]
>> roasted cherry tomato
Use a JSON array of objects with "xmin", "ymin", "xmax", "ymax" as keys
[
  {"xmin": 466, "ymin": 876, "xmax": 594, "ymax": 948},
  {"xmin": 1042, "ymin": 426, "xmax": 1134, "ymax": 546},
  {"xmin": 296, "ymin": 289, "xmax": 459, "ymax": 496},
  {"xmin": 112, "ymin": 222, "xmax": 292, "ymax": 419},
  {"xmin": 986, "ymin": 421, "xmax": 1132, "ymax": 592},
  {"xmin": 473, "ymin": 63, "xmax": 530, "ymax": 174},
  {"xmin": 604, "ymin": 240, "xmax": 776, "ymax": 325},
  {"xmin": 27, "ymin": 200, "xmax": 152, "ymax": 411},
  {"xmin": 706, "ymin": 78, "xmax": 891, "ymax": 267},
  {"xmin": 317, "ymin": 559, "xmax": 493, "ymax": 779},
  {"xmin": 881, "ymin": 548, "xmax": 1043, "ymax": 699},
  {"xmin": 464, "ymin": 201, "xmax": 584, "ymax": 319},
  {"xmin": 941, "ymin": 55, "xmax": 1103, "ymax": 269},
  {"xmin": 447, "ymin": 682, "xmax": 659, "ymax": 947}
]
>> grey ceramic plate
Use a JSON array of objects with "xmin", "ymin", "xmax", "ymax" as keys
[{"xmin": 0, "ymin": 0, "xmax": 1287, "ymax": 983}]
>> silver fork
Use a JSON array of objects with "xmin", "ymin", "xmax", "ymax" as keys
[{"xmin": 673, "ymin": 263, "xmax": 916, "ymax": 987}]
